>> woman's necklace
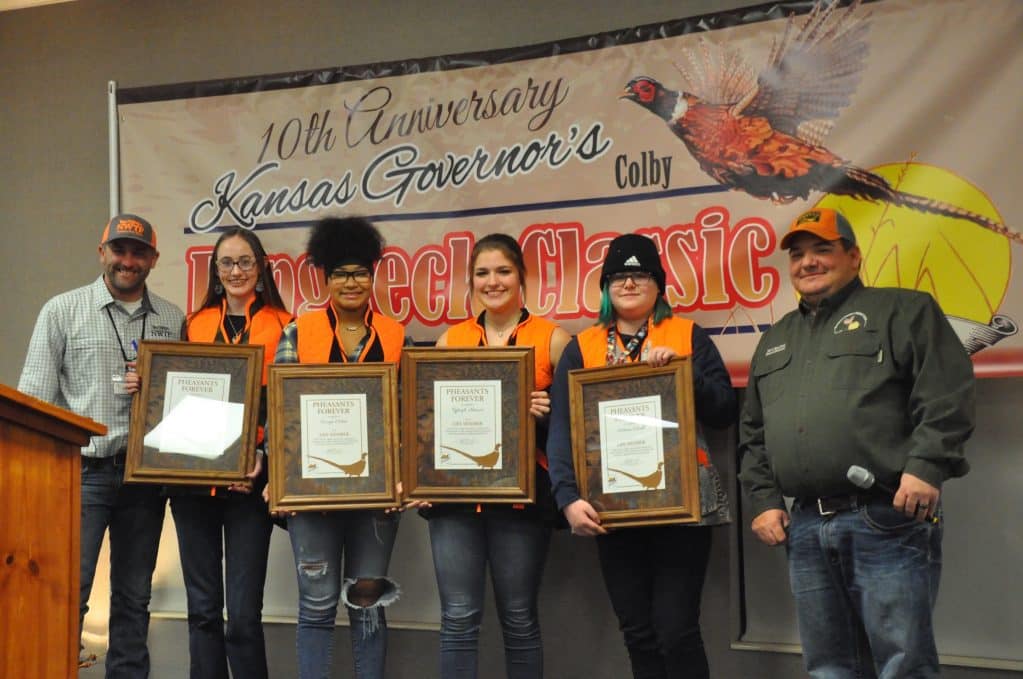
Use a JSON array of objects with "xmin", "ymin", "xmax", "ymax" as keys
[
  {"xmin": 487, "ymin": 320, "xmax": 518, "ymax": 338},
  {"xmin": 224, "ymin": 314, "xmax": 244, "ymax": 342},
  {"xmin": 337, "ymin": 311, "xmax": 364, "ymax": 333}
]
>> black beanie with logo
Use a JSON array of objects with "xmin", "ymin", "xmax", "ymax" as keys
[{"xmin": 599, "ymin": 233, "xmax": 666, "ymax": 293}]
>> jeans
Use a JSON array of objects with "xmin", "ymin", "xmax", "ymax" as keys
[
  {"xmin": 429, "ymin": 511, "xmax": 552, "ymax": 679},
  {"xmin": 787, "ymin": 499, "xmax": 943, "ymax": 679},
  {"xmin": 595, "ymin": 526, "xmax": 712, "ymax": 679},
  {"xmin": 288, "ymin": 510, "xmax": 401, "ymax": 679},
  {"xmin": 80, "ymin": 458, "xmax": 166, "ymax": 679},
  {"xmin": 170, "ymin": 490, "xmax": 274, "ymax": 679}
]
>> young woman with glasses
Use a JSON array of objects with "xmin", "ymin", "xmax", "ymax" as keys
[
  {"xmin": 546, "ymin": 233, "xmax": 736, "ymax": 679},
  {"xmin": 271, "ymin": 216, "xmax": 407, "ymax": 679},
  {"xmin": 169, "ymin": 226, "xmax": 292, "ymax": 679}
]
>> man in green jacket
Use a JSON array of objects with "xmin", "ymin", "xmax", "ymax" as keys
[{"xmin": 739, "ymin": 207, "xmax": 975, "ymax": 679}]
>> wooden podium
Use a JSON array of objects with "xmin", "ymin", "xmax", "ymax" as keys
[{"xmin": 0, "ymin": 383, "xmax": 106, "ymax": 679}]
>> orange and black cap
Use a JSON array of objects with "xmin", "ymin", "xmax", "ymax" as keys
[
  {"xmin": 780, "ymin": 208, "xmax": 856, "ymax": 250},
  {"xmin": 101, "ymin": 214, "xmax": 157, "ymax": 249}
]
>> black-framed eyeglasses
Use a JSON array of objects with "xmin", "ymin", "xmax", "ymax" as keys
[
  {"xmin": 608, "ymin": 271, "xmax": 654, "ymax": 286},
  {"xmin": 329, "ymin": 268, "xmax": 373, "ymax": 285},
  {"xmin": 216, "ymin": 256, "xmax": 258, "ymax": 273}
]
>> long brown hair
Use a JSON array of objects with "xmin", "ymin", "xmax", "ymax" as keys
[
  {"xmin": 469, "ymin": 233, "xmax": 527, "ymax": 295},
  {"xmin": 195, "ymin": 227, "xmax": 289, "ymax": 313}
]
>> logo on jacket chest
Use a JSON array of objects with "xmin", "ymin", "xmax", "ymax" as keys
[{"xmin": 834, "ymin": 312, "xmax": 867, "ymax": 334}]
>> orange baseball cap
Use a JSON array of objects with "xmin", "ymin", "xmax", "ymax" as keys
[
  {"xmin": 100, "ymin": 214, "xmax": 157, "ymax": 249},
  {"xmin": 779, "ymin": 208, "xmax": 856, "ymax": 250}
]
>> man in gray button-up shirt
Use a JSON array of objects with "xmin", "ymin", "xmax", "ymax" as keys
[{"xmin": 19, "ymin": 214, "xmax": 183, "ymax": 677}]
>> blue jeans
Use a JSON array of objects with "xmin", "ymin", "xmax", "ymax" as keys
[
  {"xmin": 595, "ymin": 526, "xmax": 712, "ymax": 679},
  {"xmin": 80, "ymin": 458, "xmax": 166, "ymax": 679},
  {"xmin": 170, "ymin": 490, "xmax": 274, "ymax": 679},
  {"xmin": 787, "ymin": 500, "xmax": 943, "ymax": 679},
  {"xmin": 288, "ymin": 510, "xmax": 400, "ymax": 679},
  {"xmin": 428, "ymin": 510, "xmax": 551, "ymax": 679}
]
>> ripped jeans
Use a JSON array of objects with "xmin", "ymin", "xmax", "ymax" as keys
[{"xmin": 288, "ymin": 511, "xmax": 401, "ymax": 679}]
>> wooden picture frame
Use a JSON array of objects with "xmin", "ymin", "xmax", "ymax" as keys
[
  {"xmin": 126, "ymin": 340, "xmax": 264, "ymax": 485},
  {"xmin": 267, "ymin": 363, "xmax": 400, "ymax": 512},
  {"xmin": 401, "ymin": 347, "xmax": 535, "ymax": 503},
  {"xmin": 568, "ymin": 357, "xmax": 701, "ymax": 528}
]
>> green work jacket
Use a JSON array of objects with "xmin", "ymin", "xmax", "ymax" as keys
[{"xmin": 739, "ymin": 278, "xmax": 975, "ymax": 518}]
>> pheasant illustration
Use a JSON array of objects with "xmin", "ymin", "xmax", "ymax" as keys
[
  {"xmin": 439, "ymin": 443, "xmax": 501, "ymax": 469},
  {"xmin": 607, "ymin": 461, "xmax": 664, "ymax": 490},
  {"xmin": 621, "ymin": 0, "xmax": 1020, "ymax": 244},
  {"xmin": 308, "ymin": 452, "xmax": 368, "ymax": 477}
]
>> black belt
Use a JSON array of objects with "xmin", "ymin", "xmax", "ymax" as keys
[
  {"xmin": 82, "ymin": 451, "xmax": 127, "ymax": 468},
  {"xmin": 799, "ymin": 493, "xmax": 878, "ymax": 516}
]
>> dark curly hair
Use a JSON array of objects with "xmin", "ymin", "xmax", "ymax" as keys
[{"xmin": 306, "ymin": 216, "xmax": 384, "ymax": 277}]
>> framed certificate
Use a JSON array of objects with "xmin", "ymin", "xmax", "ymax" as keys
[
  {"xmin": 401, "ymin": 347, "xmax": 535, "ymax": 503},
  {"xmin": 568, "ymin": 357, "xmax": 701, "ymax": 528},
  {"xmin": 125, "ymin": 340, "xmax": 264, "ymax": 485},
  {"xmin": 267, "ymin": 363, "xmax": 400, "ymax": 512}
]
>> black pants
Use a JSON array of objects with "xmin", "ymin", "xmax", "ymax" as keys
[
  {"xmin": 170, "ymin": 492, "xmax": 273, "ymax": 679},
  {"xmin": 596, "ymin": 525, "xmax": 712, "ymax": 679}
]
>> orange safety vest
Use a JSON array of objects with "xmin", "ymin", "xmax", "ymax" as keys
[
  {"xmin": 186, "ymin": 300, "xmax": 292, "ymax": 384},
  {"xmin": 447, "ymin": 311, "xmax": 561, "ymax": 487},
  {"xmin": 577, "ymin": 316, "xmax": 694, "ymax": 368},
  {"xmin": 445, "ymin": 312, "xmax": 557, "ymax": 390},
  {"xmin": 186, "ymin": 299, "xmax": 291, "ymax": 490},
  {"xmin": 295, "ymin": 307, "xmax": 404, "ymax": 364},
  {"xmin": 577, "ymin": 316, "xmax": 708, "ymax": 466}
]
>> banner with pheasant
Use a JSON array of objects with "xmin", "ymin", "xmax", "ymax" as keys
[{"xmin": 117, "ymin": 0, "xmax": 1023, "ymax": 381}]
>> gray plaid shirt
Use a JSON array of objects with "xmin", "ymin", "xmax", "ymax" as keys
[{"xmin": 18, "ymin": 276, "xmax": 184, "ymax": 458}]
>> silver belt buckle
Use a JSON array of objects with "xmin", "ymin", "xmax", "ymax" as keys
[{"xmin": 817, "ymin": 498, "xmax": 836, "ymax": 516}]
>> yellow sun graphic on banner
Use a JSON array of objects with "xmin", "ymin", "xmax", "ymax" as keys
[{"xmin": 816, "ymin": 162, "xmax": 1010, "ymax": 326}]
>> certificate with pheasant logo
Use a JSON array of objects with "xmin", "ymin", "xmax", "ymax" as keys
[
  {"xmin": 433, "ymin": 380, "xmax": 503, "ymax": 471},
  {"xmin": 400, "ymin": 347, "xmax": 534, "ymax": 504},
  {"xmin": 598, "ymin": 395, "xmax": 667, "ymax": 493},
  {"xmin": 569, "ymin": 358, "xmax": 700, "ymax": 528},
  {"xmin": 300, "ymin": 394, "xmax": 370, "ymax": 479}
]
